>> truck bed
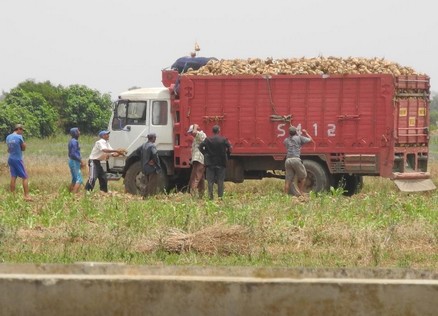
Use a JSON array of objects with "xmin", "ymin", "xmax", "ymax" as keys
[{"xmin": 165, "ymin": 71, "xmax": 429, "ymax": 177}]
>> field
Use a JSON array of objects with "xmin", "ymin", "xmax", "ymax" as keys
[{"xmin": 0, "ymin": 135, "xmax": 437, "ymax": 269}]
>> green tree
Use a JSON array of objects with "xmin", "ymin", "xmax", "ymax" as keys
[
  {"xmin": 0, "ymin": 80, "xmax": 114, "ymax": 138},
  {"xmin": 17, "ymin": 80, "xmax": 64, "ymax": 114},
  {"xmin": 61, "ymin": 85, "xmax": 112, "ymax": 134},
  {"xmin": 0, "ymin": 88, "xmax": 58, "ymax": 139},
  {"xmin": 0, "ymin": 101, "xmax": 33, "ymax": 140}
]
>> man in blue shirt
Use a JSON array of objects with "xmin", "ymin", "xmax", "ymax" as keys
[
  {"xmin": 6, "ymin": 124, "xmax": 31, "ymax": 201},
  {"xmin": 68, "ymin": 127, "xmax": 85, "ymax": 193}
]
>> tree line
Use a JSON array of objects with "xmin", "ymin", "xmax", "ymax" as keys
[{"xmin": 0, "ymin": 80, "xmax": 112, "ymax": 139}]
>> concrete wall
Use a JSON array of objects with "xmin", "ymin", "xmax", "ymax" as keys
[{"xmin": 0, "ymin": 263, "xmax": 437, "ymax": 316}]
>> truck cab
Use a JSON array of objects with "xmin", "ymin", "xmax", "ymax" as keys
[{"xmin": 107, "ymin": 87, "xmax": 173, "ymax": 185}]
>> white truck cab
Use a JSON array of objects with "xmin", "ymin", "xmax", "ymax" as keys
[{"xmin": 107, "ymin": 87, "xmax": 173, "ymax": 176}]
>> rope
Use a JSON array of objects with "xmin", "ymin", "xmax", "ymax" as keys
[
  {"xmin": 265, "ymin": 76, "xmax": 278, "ymax": 115},
  {"xmin": 265, "ymin": 76, "xmax": 292, "ymax": 124}
]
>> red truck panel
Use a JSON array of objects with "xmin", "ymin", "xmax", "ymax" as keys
[{"xmin": 165, "ymin": 70, "xmax": 430, "ymax": 179}]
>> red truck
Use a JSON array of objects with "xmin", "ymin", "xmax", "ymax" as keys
[{"xmin": 108, "ymin": 67, "xmax": 435, "ymax": 195}]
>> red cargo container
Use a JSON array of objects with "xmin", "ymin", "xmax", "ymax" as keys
[{"xmin": 163, "ymin": 70, "xmax": 434, "ymax": 194}]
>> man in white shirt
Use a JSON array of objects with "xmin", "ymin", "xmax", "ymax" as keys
[
  {"xmin": 187, "ymin": 124, "xmax": 207, "ymax": 198},
  {"xmin": 85, "ymin": 130, "xmax": 124, "ymax": 193}
]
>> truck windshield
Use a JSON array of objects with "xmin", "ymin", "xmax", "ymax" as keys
[{"xmin": 112, "ymin": 101, "xmax": 146, "ymax": 130}]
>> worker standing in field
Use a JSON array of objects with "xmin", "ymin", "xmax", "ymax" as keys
[
  {"xmin": 283, "ymin": 126, "xmax": 313, "ymax": 196},
  {"xmin": 6, "ymin": 124, "xmax": 32, "ymax": 201},
  {"xmin": 131, "ymin": 133, "xmax": 161, "ymax": 198},
  {"xmin": 85, "ymin": 130, "xmax": 124, "ymax": 193},
  {"xmin": 187, "ymin": 124, "xmax": 207, "ymax": 198},
  {"xmin": 199, "ymin": 125, "xmax": 232, "ymax": 200},
  {"xmin": 68, "ymin": 127, "xmax": 86, "ymax": 193}
]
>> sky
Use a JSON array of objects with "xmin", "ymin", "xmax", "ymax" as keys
[{"xmin": 1, "ymin": 0, "xmax": 437, "ymax": 99}]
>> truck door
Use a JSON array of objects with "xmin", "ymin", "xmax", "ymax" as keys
[
  {"xmin": 109, "ymin": 100, "xmax": 149, "ymax": 155},
  {"xmin": 148, "ymin": 100, "xmax": 173, "ymax": 152}
]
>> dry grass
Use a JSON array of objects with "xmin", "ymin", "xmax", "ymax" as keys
[
  {"xmin": 161, "ymin": 223, "xmax": 250, "ymax": 255},
  {"xmin": 7, "ymin": 208, "xmax": 435, "ymax": 268},
  {"xmin": 0, "ymin": 136, "xmax": 437, "ymax": 269}
]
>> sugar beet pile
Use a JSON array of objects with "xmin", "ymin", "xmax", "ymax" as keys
[{"xmin": 185, "ymin": 56, "xmax": 423, "ymax": 77}]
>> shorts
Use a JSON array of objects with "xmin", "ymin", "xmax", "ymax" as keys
[
  {"xmin": 8, "ymin": 158, "xmax": 28, "ymax": 179},
  {"xmin": 285, "ymin": 157, "xmax": 307, "ymax": 181},
  {"xmin": 69, "ymin": 159, "xmax": 83, "ymax": 184}
]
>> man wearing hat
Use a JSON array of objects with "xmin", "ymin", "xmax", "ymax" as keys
[
  {"xmin": 283, "ymin": 126, "xmax": 313, "ymax": 196},
  {"xmin": 187, "ymin": 124, "xmax": 206, "ymax": 198},
  {"xmin": 85, "ymin": 130, "xmax": 124, "ymax": 193},
  {"xmin": 6, "ymin": 124, "xmax": 32, "ymax": 201},
  {"xmin": 131, "ymin": 133, "xmax": 161, "ymax": 197}
]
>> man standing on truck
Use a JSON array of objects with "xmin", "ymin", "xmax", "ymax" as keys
[
  {"xmin": 187, "ymin": 124, "xmax": 207, "ymax": 198},
  {"xmin": 199, "ymin": 125, "xmax": 232, "ymax": 200},
  {"xmin": 85, "ymin": 130, "xmax": 124, "ymax": 193},
  {"xmin": 283, "ymin": 126, "xmax": 313, "ymax": 196}
]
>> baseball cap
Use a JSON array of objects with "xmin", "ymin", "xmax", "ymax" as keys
[
  {"xmin": 187, "ymin": 124, "xmax": 194, "ymax": 133},
  {"xmin": 99, "ymin": 130, "xmax": 110, "ymax": 137},
  {"xmin": 147, "ymin": 132, "xmax": 157, "ymax": 139},
  {"xmin": 14, "ymin": 124, "xmax": 25, "ymax": 131}
]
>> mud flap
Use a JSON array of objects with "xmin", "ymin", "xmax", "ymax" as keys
[{"xmin": 394, "ymin": 179, "xmax": 436, "ymax": 192}]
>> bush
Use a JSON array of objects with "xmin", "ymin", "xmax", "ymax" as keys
[{"xmin": 0, "ymin": 81, "xmax": 113, "ymax": 139}]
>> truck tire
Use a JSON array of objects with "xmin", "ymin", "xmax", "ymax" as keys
[
  {"xmin": 335, "ymin": 174, "xmax": 363, "ymax": 196},
  {"xmin": 124, "ymin": 160, "xmax": 168, "ymax": 195},
  {"xmin": 289, "ymin": 160, "xmax": 330, "ymax": 196}
]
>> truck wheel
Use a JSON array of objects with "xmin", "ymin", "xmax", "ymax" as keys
[
  {"xmin": 124, "ymin": 160, "xmax": 168, "ymax": 195},
  {"xmin": 290, "ymin": 160, "xmax": 330, "ymax": 196},
  {"xmin": 335, "ymin": 174, "xmax": 363, "ymax": 196}
]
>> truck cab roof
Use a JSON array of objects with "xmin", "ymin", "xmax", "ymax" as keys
[{"xmin": 118, "ymin": 87, "xmax": 170, "ymax": 101}]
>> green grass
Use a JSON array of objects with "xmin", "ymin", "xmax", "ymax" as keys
[{"xmin": 0, "ymin": 135, "xmax": 436, "ymax": 269}]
